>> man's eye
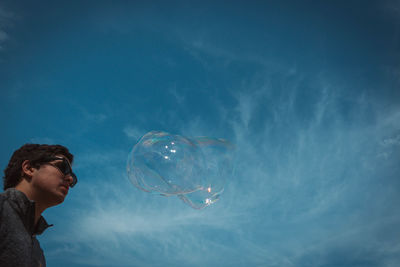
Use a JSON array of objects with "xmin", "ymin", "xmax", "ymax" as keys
[{"xmin": 55, "ymin": 162, "xmax": 68, "ymax": 173}]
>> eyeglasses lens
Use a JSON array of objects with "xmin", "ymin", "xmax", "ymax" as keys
[
  {"xmin": 50, "ymin": 158, "xmax": 77, "ymax": 187},
  {"xmin": 70, "ymin": 173, "xmax": 77, "ymax": 187},
  {"xmin": 55, "ymin": 161, "xmax": 69, "ymax": 174}
]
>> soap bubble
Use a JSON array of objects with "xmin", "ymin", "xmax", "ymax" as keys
[{"xmin": 127, "ymin": 131, "xmax": 235, "ymax": 209}]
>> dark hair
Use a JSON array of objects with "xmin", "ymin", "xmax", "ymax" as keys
[{"xmin": 3, "ymin": 144, "xmax": 74, "ymax": 190}]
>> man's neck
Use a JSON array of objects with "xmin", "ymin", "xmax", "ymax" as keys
[{"xmin": 15, "ymin": 182, "xmax": 46, "ymax": 225}]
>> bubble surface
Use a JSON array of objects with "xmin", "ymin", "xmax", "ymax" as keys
[{"xmin": 127, "ymin": 131, "xmax": 234, "ymax": 209}]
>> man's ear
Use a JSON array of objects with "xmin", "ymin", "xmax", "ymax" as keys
[{"xmin": 21, "ymin": 160, "xmax": 35, "ymax": 179}]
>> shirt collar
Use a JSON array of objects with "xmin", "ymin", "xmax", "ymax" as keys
[{"xmin": 4, "ymin": 188, "xmax": 53, "ymax": 235}]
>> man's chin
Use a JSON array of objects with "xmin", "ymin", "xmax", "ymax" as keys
[{"xmin": 49, "ymin": 191, "xmax": 67, "ymax": 206}]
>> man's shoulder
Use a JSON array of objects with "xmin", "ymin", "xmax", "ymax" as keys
[
  {"xmin": 0, "ymin": 191, "xmax": 6, "ymax": 223},
  {"xmin": 0, "ymin": 189, "xmax": 24, "ymax": 204},
  {"xmin": 0, "ymin": 190, "xmax": 13, "ymax": 215},
  {"xmin": 0, "ymin": 191, "xmax": 7, "ymax": 212},
  {"xmin": 0, "ymin": 190, "xmax": 21, "ymax": 231},
  {"xmin": 0, "ymin": 190, "xmax": 9, "ymax": 205},
  {"xmin": 0, "ymin": 191, "xmax": 5, "ymax": 204}
]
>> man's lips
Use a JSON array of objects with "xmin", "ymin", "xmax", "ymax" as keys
[{"xmin": 60, "ymin": 185, "xmax": 69, "ymax": 193}]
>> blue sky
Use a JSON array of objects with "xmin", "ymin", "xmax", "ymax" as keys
[{"xmin": 1, "ymin": 1, "xmax": 400, "ymax": 266}]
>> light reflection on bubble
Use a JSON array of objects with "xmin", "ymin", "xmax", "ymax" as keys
[{"xmin": 127, "ymin": 131, "xmax": 235, "ymax": 209}]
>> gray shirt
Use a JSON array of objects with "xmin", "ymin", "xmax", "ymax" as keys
[{"xmin": 0, "ymin": 188, "xmax": 52, "ymax": 267}]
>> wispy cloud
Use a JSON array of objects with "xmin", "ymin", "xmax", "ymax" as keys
[
  {"xmin": 0, "ymin": 5, "xmax": 16, "ymax": 51},
  {"xmin": 168, "ymin": 84, "xmax": 185, "ymax": 105},
  {"xmin": 81, "ymin": 110, "xmax": 108, "ymax": 123},
  {"xmin": 382, "ymin": 134, "xmax": 400, "ymax": 146},
  {"xmin": 29, "ymin": 137, "xmax": 56, "ymax": 144},
  {"xmin": 123, "ymin": 125, "xmax": 145, "ymax": 141},
  {"xmin": 42, "ymin": 67, "xmax": 400, "ymax": 266},
  {"xmin": 1, "ymin": 2, "xmax": 397, "ymax": 266},
  {"xmin": 383, "ymin": 0, "xmax": 400, "ymax": 18},
  {"xmin": 0, "ymin": 30, "xmax": 8, "ymax": 47}
]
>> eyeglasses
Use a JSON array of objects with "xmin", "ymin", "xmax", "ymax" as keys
[{"xmin": 43, "ymin": 157, "xmax": 78, "ymax": 187}]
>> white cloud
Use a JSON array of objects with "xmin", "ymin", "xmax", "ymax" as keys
[
  {"xmin": 29, "ymin": 137, "xmax": 56, "ymax": 144},
  {"xmin": 168, "ymin": 85, "xmax": 185, "ymax": 105},
  {"xmin": 43, "ymin": 68, "xmax": 400, "ymax": 266},
  {"xmin": 383, "ymin": 0, "xmax": 400, "ymax": 17},
  {"xmin": 382, "ymin": 134, "xmax": 400, "ymax": 146},
  {"xmin": 72, "ymin": 149, "xmax": 126, "ymax": 172},
  {"xmin": 123, "ymin": 125, "xmax": 145, "ymax": 140},
  {"xmin": 82, "ymin": 110, "xmax": 108, "ymax": 123},
  {"xmin": 0, "ymin": 30, "xmax": 8, "ymax": 42},
  {"xmin": 44, "ymin": 175, "xmax": 244, "ymax": 266},
  {"xmin": 0, "ymin": 5, "xmax": 15, "ymax": 51}
]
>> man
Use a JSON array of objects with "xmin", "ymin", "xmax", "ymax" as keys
[{"xmin": 0, "ymin": 144, "xmax": 77, "ymax": 267}]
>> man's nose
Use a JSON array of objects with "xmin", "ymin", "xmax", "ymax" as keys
[{"xmin": 64, "ymin": 174, "xmax": 74, "ymax": 186}]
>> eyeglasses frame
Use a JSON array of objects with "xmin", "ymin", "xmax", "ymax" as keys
[{"xmin": 41, "ymin": 156, "xmax": 78, "ymax": 187}]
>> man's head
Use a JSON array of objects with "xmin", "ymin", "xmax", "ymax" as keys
[{"xmin": 3, "ymin": 144, "xmax": 77, "ymax": 207}]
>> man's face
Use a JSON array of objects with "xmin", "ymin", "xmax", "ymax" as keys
[{"xmin": 30, "ymin": 156, "xmax": 74, "ymax": 206}]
